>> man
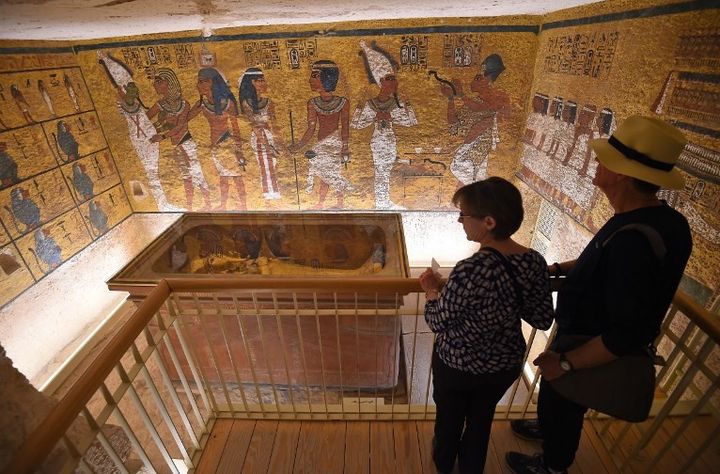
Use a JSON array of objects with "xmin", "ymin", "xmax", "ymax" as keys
[
  {"xmin": 352, "ymin": 40, "xmax": 417, "ymax": 209},
  {"xmin": 506, "ymin": 115, "xmax": 693, "ymax": 474},
  {"xmin": 439, "ymin": 53, "xmax": 510, "ymax": 186},
  {"xmin": 289, "ymin": 60, "xmax": 352, "ymax": 209}
]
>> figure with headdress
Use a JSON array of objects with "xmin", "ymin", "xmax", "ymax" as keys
[
  {"xmin": 352, "ymin": 40, "xmax": 418, "ymax": 210},
  {"xmin": 0, "ymin": 142, "xmax": 20, "ymax": 190},
  {"xmin": 71, "ymin": 162, "xmax": 94, "ymax": 201},
  {"xmin": 188, "ymin": 67, "xmax": 247, "ymax": 211},
  {"xmin": 439, "ymin": 53, "xmax": 510, "ymax": 185},
  {"xmin": 10, "ymin": 84, "xmax": 35, "ymax": 124},
  {"xmin": 148, "ymin": 67, "xmax": 212, "ymax": 211},
  {"xmin": 239, "ymin": 68, "xmax": 284, "ymax": 201},
  {"xmin": 55, "ymin": 121, "xmax": 80, "ymax": 162},
  {"xmin": 98, "ymin": 51, "xmax": 181, "ymax": 211},
  {"xmin": 288, "ymin": 60, "xmax": 353, "ymax": 209}
]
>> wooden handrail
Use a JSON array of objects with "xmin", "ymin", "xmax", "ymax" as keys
[
  {"xmin": 166, "ymin": 276, "xmax": 424, "ymax": 293},
  {"xmin": 673, "ymin": 289, "xmax": 720, "ymax": 345},
  {"xmin": 6, "ymin": 281, "xmax": 172, "ymax": 474},
  {"xmin": 8, "ymin": 277, "xmax": 718, "ymax": 472}
]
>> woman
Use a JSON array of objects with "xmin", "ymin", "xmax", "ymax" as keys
[
  {"xmin": 419, "ymin": 177, "xmax": 553, "ymax": 474},
  {"xmin": 239, "ymin": 67, "xmax": 283, "ymax": 201}
]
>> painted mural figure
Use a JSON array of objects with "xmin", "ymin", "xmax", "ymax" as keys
[
  {"xmin": 10, "ymin": 85, "xmax": 35, "ymax": 124},
  {"xmin": 0, "ymin": 142, "xmax": 20, "ymax": 190},
  {"xmin": 288, "ymin": 60, "xmax": 353, "ymax": 209},
  {"xmin": 9, "ymin": 187, "xmax": 40, "ymax": 232},
  {"xmin": 88, "ymin": 200, "xmax": 109, "ymax": 235},
  {"xmin": 239, "ymin": 68, "xmax": 283, "ymax": 201},
  {"xmin": 55, "ymin": 121, "xmax": 80, "ymax": 162},
  {"xmin": 562, "ymin": 104, "xmax": 597, "ymax": 176},
  {"xmin": 188, "ymin": 67, "xmax": 247, "ymax": 211},
  {"xmin": 147, "ymin": 67, "xmax": 212, "ymax": 211},
  {"xmin": 71, "ymin": 162, "xmax": 94, "ymax": 201},
  {"xmin": 98, "ymin": 51, "xmax": 181, "ymax": 211},
  {"xmin": 38, "ymin": 80, "xmax": 56, "ymax": 118},
  {"xmin": 352, "ymin": 41, "xmax": 418, "ymax": 209},
  {"xmin": 32, "ymin": 228, "xmax": 62, "ymax": 272},
  {"xmin": 440, "ymin": 54, "xmax": 510, "ymax": 185}
]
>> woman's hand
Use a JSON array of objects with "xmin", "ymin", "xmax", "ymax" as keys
[{"xmin": 419, "ymin": 268, "xmax": 442, "ymax": 300}]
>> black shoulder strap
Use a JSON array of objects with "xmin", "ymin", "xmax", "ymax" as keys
[
  {"xmin": 482, "ymin": 247, "xmax": 525, "ymax": 307},
  {"xmin": 600, "ymin": 223, "xmax": 667, "ymax": 262}
]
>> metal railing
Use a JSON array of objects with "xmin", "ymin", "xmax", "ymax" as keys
[{"xmin": 6, "ymin": 278, "xmax": 719, "ymax": 473}]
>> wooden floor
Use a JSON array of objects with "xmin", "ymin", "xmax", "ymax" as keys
[{"xmin": 195, "ymin": 419, "xmax": 615, "ymax": 474}]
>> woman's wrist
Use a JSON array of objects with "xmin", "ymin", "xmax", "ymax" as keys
[{"xmin": 425, "ymin": 289, "xmax": 440, "ymax": 300}]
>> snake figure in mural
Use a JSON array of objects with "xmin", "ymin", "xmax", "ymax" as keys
[
  {"xmin": 352, "ymin": 40, "xmax": 418, "ymax": 210},
  {"xmin": 97, "ymin": 51, "xmax": 182, "ymax": 211},
  {"xmin": 438, "ymin": 53, "xmax": 510, "ymax": 186},
  {"xmin": 288, "ymin": 60, "xmax": 353, "ymax": 210},
  {"xmin": 188, "ymin": 66, "xmax": 248, "ymax": 211},
  {"xmin": 239, "ymin": 67, "xmax": 286, "ymax": 202}
]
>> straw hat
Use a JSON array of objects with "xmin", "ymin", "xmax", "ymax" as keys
[{"xmin": 589, "ymin": 115, "xmax": 687, "ymax": 189}]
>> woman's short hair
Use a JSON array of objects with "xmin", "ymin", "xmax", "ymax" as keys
[{"xmin": 452, "ymin": 177, "xmax": 524, "ymax": 239}]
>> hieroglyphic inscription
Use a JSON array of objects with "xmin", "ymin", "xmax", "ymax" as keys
[
  {"xmin": 442, "ymin": 34, "xmax": 482, "ymax": 68},
  {"xmin": 243, "ymin": 41, "xmax": 281, "ymax": 70},
  {"xmin": 543, "ymin": 31, "xmax": 619, "ymax": 78},
  {"xmin": 399, "ymin": 36, "xmax": 429, "ymax": 71},
  {"xmin": 286, "ymin": 39, "xmax": 317, "ymax": 69}
]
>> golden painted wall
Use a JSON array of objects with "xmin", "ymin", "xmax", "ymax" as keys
[
  {"xmin": 517, "ymin": 0, "xmax": 720, "ymax": 306},
  {"xmin": 0, "ymin": 17, "xmax": 541, "ymax": 307},
  {"xmin": 0, "ymin": 50, "xmax": 132, "ymax": 306},
  {"xmin": 1, "ymin": 0, "xmax": 718, "ymax": 308},
  {"xmin": 76, "ymin": 18, "xmax": 539, "ymax": 214}
]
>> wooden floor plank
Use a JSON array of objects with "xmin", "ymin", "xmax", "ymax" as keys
[
  {"xmin": 195, "ymin": 419, "xmax": 234, "ymax": 474},
  {"xmin": 293, "ymin": 421, "xmax": 346, "ymax": 474},
  {"xmin": 267, "ymin": 421, "xmax": 302, "ymax": 474},
  {"xmin": 585, "ymin": 419, "xmax": 620, "ymax": 474},
  {"xmin": 490, "ymin": 420, "xmax": 536, "ymax": 474},
  {"xmin": 416, "ymin": 421, "xmax": 435, "ymax": 474},
  {"xmin": 344, "ymin": 422, "xmax": 370, "ymax": 474},
  {"xmin": 216, "ymin": 420, "xmax": 256, "ymax": 474},
  {"xmin": 242, "ymin": 420, "xmax": 278, "ymax": 474},
  {"xmin": 393, "ymin": 422, "xmax": 423, "ymax": 474},
  {"xmin": 196, "ymin": 414, "xmax": 709, "ymax": 474},
  {"xmin": 671, "ymin": 415, "xmax": 720, "ymax": 472},
  {"xmin": 370, "ymin": 422, "xmax": 396, "ymax": 474}
]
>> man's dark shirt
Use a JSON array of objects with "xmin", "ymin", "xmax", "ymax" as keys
[{"xmin": 555, "ymin": 202, "xmax": 692, "ymax": 356}]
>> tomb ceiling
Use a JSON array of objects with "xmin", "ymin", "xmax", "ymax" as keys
[{"xmin": 0, "ymin": 0, "xmax": 603, "ymax": 41}]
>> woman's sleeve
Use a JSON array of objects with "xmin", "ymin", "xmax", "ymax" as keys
[
  {"xmin": 424, "ymin": 262, "xmax": 475, "ymax": 334},
  {"xmin": 520, "ymin": 255, "xmax": 554, "ymax": 330}
]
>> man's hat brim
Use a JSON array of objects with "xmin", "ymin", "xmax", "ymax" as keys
[{"xmin": 590, "ymin": 138, "xmax": 685, "ymax": 190}]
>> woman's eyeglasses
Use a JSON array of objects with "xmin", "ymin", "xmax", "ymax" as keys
[{"xmin": 458, "ymin": 213, "xmax": 478, "ymax": 221}]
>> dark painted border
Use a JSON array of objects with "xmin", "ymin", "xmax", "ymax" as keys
[
  {"xmin": 541, "ymin": 0, "xmax": 720, "ymax": 31},
  {"xmin": 71, "ymin": 24, "xmax": 539, "ymax": 52}
]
